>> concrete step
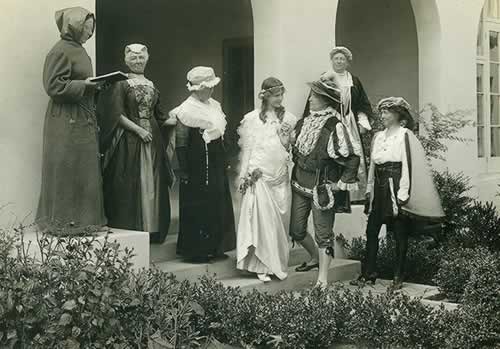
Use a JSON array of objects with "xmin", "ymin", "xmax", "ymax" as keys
[
  {"xmin": 153, "ymin": 246, "xmax": 312, "ymax": 282},
  {"xmin": 149, "ymin": 232, "xmax": 179, "ymax": 263},
  {"xmin": 220, "ymin": 259, "xmax": 361, "ymax": 294}
]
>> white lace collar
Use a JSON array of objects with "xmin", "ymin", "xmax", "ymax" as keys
[{"xmin": 310, "ymin": 106, "xmax": 336, "ymax": 117}]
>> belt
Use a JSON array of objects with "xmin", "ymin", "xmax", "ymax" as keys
[{"xmin": 375, "ymin": 162, "xmax": 402, "ymax": 172}]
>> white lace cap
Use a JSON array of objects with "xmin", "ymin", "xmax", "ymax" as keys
[
  {"xmin": 124, "ymin": 43, "xmax": 149, "ymax": 59},
  {"xmin": 186, "ymin": 66, "xmax": 221, "ymax": 91}
]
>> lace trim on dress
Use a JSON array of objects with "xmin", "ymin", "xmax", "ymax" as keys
[{"xmin": 295, "ymin": 108, "xmax": 336, "ymax": 156}]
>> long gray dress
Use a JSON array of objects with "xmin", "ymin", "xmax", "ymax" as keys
[{"xmin": 37, "ymin": 7, "xmax": 106, "ymax": 228}]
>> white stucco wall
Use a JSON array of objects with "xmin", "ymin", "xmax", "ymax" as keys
[
  {"xmin": 251, "ymin": 0, "xmax": 339, "ymax": 117},
  {"xmin": 0, "ymin": 1, "xmax": 96, "ymax": 226},
  {"xmin": 1, "ymin": 0, "xmax": 498, "ymax": 229},
  {"xmin": 428, "ymin": 0, "xmax": 500, "ymax": 205}
]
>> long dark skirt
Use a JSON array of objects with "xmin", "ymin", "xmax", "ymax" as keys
[
  {"xmin": 177, "ymin": 132, "xmax": 236, "ymax": 258},
  {"xmin": 103, "ymin": 130, "xmax": 171, "ymax": 240}
]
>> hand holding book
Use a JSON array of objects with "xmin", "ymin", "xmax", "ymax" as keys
[{"xmin": 89, "ymin": 71, "xmax": 128, "ymax": 84}]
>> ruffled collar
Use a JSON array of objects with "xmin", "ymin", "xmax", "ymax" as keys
[{"xmin": 310, "ymin": 106, "xmax": 336, "ymax": 117}]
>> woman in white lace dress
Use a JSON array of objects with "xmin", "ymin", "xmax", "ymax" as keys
[{"xmin": 236, "ymin": 77, "xmax": 297, "ymax": 282}]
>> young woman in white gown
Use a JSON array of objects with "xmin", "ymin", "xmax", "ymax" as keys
[{"xmin": 236, "ymin": 77, "xmax": 297, "ymax": 282}]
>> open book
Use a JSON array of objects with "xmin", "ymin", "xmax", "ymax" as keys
[{"xmin": 89, "ymin": 71, "xmax": 128, "ymax": 83}]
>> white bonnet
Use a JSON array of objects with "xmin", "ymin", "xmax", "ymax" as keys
[
  {"xmin": 186, "ymin": 66, "xmax": 221, "ymax": 91},
  {"xmin": 124, "ymin": 43, "xmax": 149, "ymax": 59}
]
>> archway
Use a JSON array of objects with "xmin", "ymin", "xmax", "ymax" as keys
[
  {"xmin": 335, "ymin": 0, "xmax": 419, "ymax": 109},
  {"xmin": 95, "ymin": 0, "xmax": 254, "ymax": 235},
  {"xmin": 95, "ymin": 0, "xmax": 254, "ymax": 156}
]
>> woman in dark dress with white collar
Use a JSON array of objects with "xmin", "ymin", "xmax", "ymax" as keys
[{"xmin": 170, "ymin": 67, "xmax": 236, "ymax": 263}]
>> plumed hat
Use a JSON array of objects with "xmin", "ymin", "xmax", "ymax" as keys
[{"xmin": 307, "ymin": 79, "xmax": 342, "ymax": 106}]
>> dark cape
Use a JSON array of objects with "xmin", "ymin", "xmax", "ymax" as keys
[
  {"xmin": 97, "ymin": 79, "xmax": 173, "ymax": 242},
  {"xmin": 174, "ymin": 115, "xmax": 236, "ymax": 258},
  {"xmin": 36, "ymin": 7, "xmax": 106, "ymax": 229},
  {"xmin": 366, "ymin": 129, "xmax": 445, "ymax": 222}
]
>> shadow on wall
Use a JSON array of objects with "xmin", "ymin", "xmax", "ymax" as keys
[{"xmin": 336, "ymin": 0, "xmax": 419, "ymax": 108}]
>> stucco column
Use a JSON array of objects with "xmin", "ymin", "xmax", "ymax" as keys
[
  {"xmin": 424, "ymin": 1, "xmax": 484, "ymax": 179},
  {"xmin": 411, "ymin": 0, "xmax": 443, "ymax": 110},
  {"xmin": 251, "ymin": 0, "xmax": 339, "ymax": 116}
]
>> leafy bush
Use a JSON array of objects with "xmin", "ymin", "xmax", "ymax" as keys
[
  {"xmin": 347, "ymin": 235, "xmax": 442, "ymax": 285},
  {"xmin": 433, "ymin": 247, "xmax": 499, "ymax": 303},
  {"xmin": 442, "ymin": 254, "xmax": 500, "ymax": 348},
  {"xmin": 432, "ymin": 171, "xmax": 473, "ymax": 244},
  {"xmin": 460, "ymin": 201, "xmax": 500, "ymax": 251},
  {"xmin": 448, "ymin": 255, "xmax": 500, "ymax": 348},
  {"xmin": 191, "ymin": 277, "xmax": 455, "ymax": 349},
  {"xmin": 415, "ymin": 104, "xmax": 472, "ymax": 161},
  {"xmin": 0, "ymin": 231, "xmax": 207, "ymax": 349},
  {"xmin": 2, "ymin": 227, "xmax": 499, "ymax": 348}
]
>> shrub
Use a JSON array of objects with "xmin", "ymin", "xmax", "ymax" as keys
[
  {"xmin": 191, "ymin": 279, "xmax": 454, "ymax": 349},
  {"xmin": 2, "ymin": 226, "xmax": 499, "ymax": 348},
  {"xmin": 346, "ymin": 235, "xmax": 442, "ymax": 285},
  {"xmin": 415, "ymin": 104, "xmax": 472, "ymax": 161},
  {"xmin": 432, "ymin": 171, "xmax": 473, "ymax": 244},
  {"xmin": 447, "ymin": 255, "xmax": 500, "ymax": 348},
  {"xmin": 459, "ymin": 200, "xmax": 500, "ymax": 251},
  {"xmin": 433, "ymin": 247, "xmax": 499, "ymax": 302},
  {"xmin": 0, "ymin": 231, "xmax": 206, "ymax": 349}
]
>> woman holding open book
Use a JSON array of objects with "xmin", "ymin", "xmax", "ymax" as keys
[
  {"xmin": 37, "ymin": 7, "xmax": 107, "ymax": 230},
  {"xmin": 97, "ymin": 44, "xmax": 176, "ymax": 244}
]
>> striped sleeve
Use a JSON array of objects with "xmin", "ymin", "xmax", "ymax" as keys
[{"xmin": 327, "ymin": 123, "xmax": 354, "ymax": 158}]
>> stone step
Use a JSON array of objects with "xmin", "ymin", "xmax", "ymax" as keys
[
  {"xmin": 149, "ymin": 232, "xmax": 179, "ymax": 263},
  {"xmin": 153, "ymin": 246, "xmax": 314, "ymax": 282},
  {"xmin": 219, "ymin": 259, "xmax": 361, "ymax": 294}
]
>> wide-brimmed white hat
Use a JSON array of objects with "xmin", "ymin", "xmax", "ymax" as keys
[{"xmin": 186, "ymin": 66, "xmax": 221, "ymax": 91}]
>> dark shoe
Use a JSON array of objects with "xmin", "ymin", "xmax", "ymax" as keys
[
  {"xmin": 295, "ymin": 261, "xmax": 319, "ymax": 272},
  {"xmin": 349, "ymin": 274, "xmax": 377, "ymax": 286}
]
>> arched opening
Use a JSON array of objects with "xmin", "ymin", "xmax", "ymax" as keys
[
  {"xmin": 95, "ymin": 1, "xmax": 254, "ymax": 235},
  {"xmin": 335, "ymin": 0, "xmax": 419, "ymax": 109},
  {"xmin": 95, "ymin": 0, "xmax": 254, "ymax": 156}
]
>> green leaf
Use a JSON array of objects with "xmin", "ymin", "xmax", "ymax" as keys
[
  {"xmin": 72, "ymin": 326, "xmax": 82, "ymax": 338},
  {"xmin": 63, "ymin": 338, "xmax": 80, "ymax": 349},
  {"xmin": 59, "ymin": 313, "xmax": 72, "ymax": 326},
  {"xmin": 189, "ymin": 301, "xmax": 205, "ymax": 316},
  {"xmin": 63, "ymin": 300, "xmax": 77, "ymax": 311}
]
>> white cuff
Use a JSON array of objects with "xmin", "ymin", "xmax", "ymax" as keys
[
  {"xmin": 397, "ymin": 191, "xmax": 409, "ymax": 203},
  {"xmin": 358, "ymin": 113, "xmax": 372, "ymax": 131},
  {"xmin": 337, "ymin": 180, "xmax": 359, "ymax": 192}
]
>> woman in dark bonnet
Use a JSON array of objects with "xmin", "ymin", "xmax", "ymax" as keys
[{"xmin": 37, "ymin": 7, "xmax": 106, "ymax": 229}]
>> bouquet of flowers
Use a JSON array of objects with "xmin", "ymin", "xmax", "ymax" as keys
[{"xmin": 239, "ymin": 168, "xmax": 263, "ymax": 195}]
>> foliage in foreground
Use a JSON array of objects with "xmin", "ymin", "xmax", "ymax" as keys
[{"xmin": 1, "ymin": 229, "xmax": 499, "ymax": 349}]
